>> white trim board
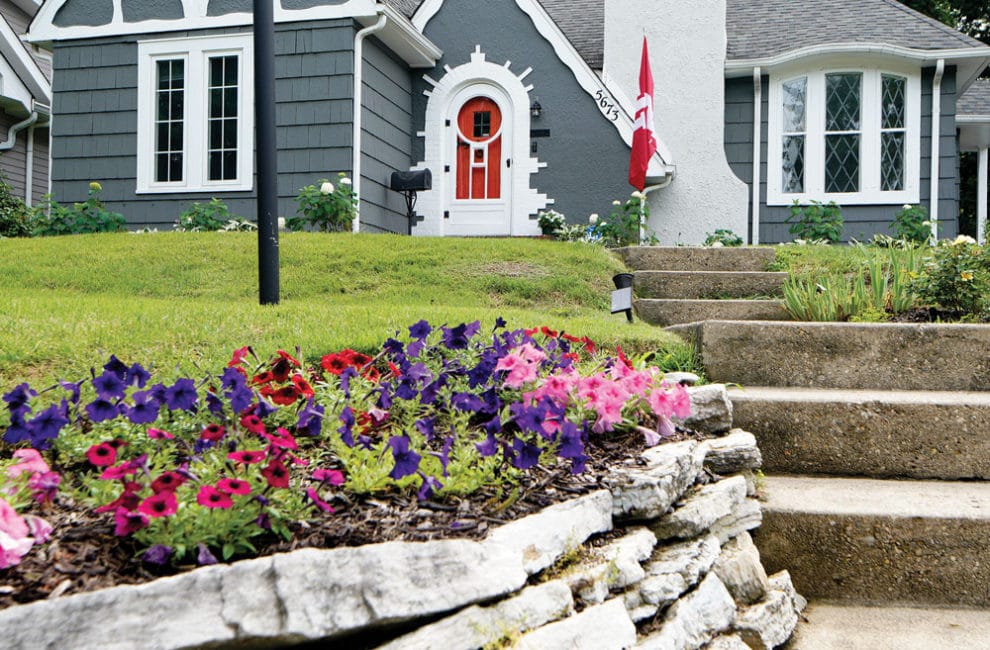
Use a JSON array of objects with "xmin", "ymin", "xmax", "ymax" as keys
[{"xmin": 412, "ymin": 0, "xmax": 674, "ymax": 180}]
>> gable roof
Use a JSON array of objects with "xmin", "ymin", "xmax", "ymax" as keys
[
  {"xmin": 727, "ymin": 0, "xmax": 985, "ymax": 61},
  {"xmin": 959, "ymin": 78, "xmax": 990, "ymax": 118},
  {"xmin": 388, "ymin": 0, "xmax": 603, "ymax": 67}
]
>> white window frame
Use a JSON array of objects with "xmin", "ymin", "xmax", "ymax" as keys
[
  {"xmin": 136, "ymin": 34, "xmax": 254, "ymax": 194},
  {"xmin": 767, "ymin": 63, "xmax": 920, "ymax": 206}
]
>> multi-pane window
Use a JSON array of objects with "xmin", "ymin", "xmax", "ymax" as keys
[
  {"xmin": 208, "ymin": 55, "xmax": 238, "ymax": 182},
  {"xmin": 881, "ymin": 74, "xmax": 906, "ymax": 192},
  {"xmin": 137, "ymin": 35, "xmax": 253, "ymax": 193},
  {"xmin": 781, "ymin": 77, "xmax": 806, "ymax": 193},
  {"xmin": 155, "ymin": 59, "xmax": 184, "ymax": 183},
  {"xmin": 769, "ymin": 68, "xmax": 918, "ymax": 205},
  {"xmin": 473, "ymin": 111, "xmax": 491, "ymax": 138}
]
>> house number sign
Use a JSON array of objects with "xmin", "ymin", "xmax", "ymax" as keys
[{"xmin": 594, "ymin": 89, "xmax": 620, "ymax": 121}]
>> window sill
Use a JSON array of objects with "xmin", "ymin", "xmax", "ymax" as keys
[{"xmin": 768, "ymin": 188, "xmax": 919, "ymax": 206}]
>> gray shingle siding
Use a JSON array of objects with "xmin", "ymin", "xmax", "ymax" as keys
[
  {"xmin": 359, "ymin": 35, "xmax": 414, "ymax": 233},
  {"xmin": 49, "ymin": 19, "xmax": 370, "ymax": 229},
  {"xmin": 723, "ymin": 67, "xmax": 959, "ymax": 243}
]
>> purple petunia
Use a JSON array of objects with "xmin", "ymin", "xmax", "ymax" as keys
[
  {"xmin": 3, "ymin": 413, "xmax": 30, "ymax": 445},
  {"xmin": 59, "ymin": 380, "xmax": 81, "ymax": 405},
  {"xmin": 205, "ymin": 392, "xmax": 224, "ymax": 416},
  {"xmin": 102, "ymin": 355, "xmax": 129, "ymax": 380},
  {"xmin": 337, "ymin": 407, "xmax": 356, "ymax": 447},
  {"xmin": 511, "ymin": 437, "xmax": 543, "ymax": 470},
  {"xmin": 27, "ymin": 404, "xmax": 69, "ymax": 448},
  {"xmin": 297, "ymin": 399, "xmax": 325, "ymax": 437},
  {"xmin": 164, "ymin": 378, "xmax": 198, "ymax": 412},
  {"xmin": 408, "ymin": 319, "xmax": 432, "ymax": 340},
  {"xmin": 451, "ymin": 392, "xmax": 484, "ymax": 413},
  {"xmin": 85, "ymin": 398, "xmax": 119, "ymax": 423},
  {"xmin": 387, "ymin": 435, "xmax": 422, "ymax": 480},
  {"xmin": 126, "ymin": 363, "xmax": 151, "ymax": 389},
  {"xmin": 197, "ymin": 543, "xmax": 218, "ymax": 566},
  {"xmin": 414, "ymin": 416, "xmax": 436, "ymax": 441},
  {"xmin": 93, "ymin": 370, "xmax": 127, "ymax": 400},
  {"xmin": 121, "ymin": 391, "xmax": 161, "ymax": 425},
  {"xmin": 3, "ymin": 383, "xmax": 36, "ymax": 418},
  {"xmin": 142, "ymin": 544, "xmax": 173, "ymax": 566},
  {"xmin": 417, "ymin": 473, "xmax": 443, "ymax": 501}
]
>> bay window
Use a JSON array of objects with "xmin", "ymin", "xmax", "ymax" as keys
[{"xmin": 768, "ymin": 66, "xmax": 920, "ymax": 205}]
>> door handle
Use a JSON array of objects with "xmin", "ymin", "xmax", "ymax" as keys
[{"xmin": 506, "ymin": 158, "xmax": 511, "ymax": 168}]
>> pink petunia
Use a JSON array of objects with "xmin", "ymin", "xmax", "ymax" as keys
[
  {"xmin": 668, "ymin": 383, "xmax": 692, "ymax": 419},
  {"xmin": 216, "ymin": 478, "xmax": 251, "ymax": 496},
  {"xmin": 240, "ymin": 414, "xmax": 267, "ymax": 435},
  {"xmin": 147, "ymin": 428, "xmax": 175, "ymax": 440},
  {"xmin": 228, "ymin": 346, "xmax": 250, "ymax": 368},
  {"xmin": 23, "ymin": 515, "xmax": 52, "ymax": 544},
  {"xmin": 197, "ymin": 485, "xmax": 233, "ymax": 509},
  {"xmin": 85, "ymin": 443, "xmax": 117, "ymax": 467},
  {"xmin": 0, "ymin": 498, "xmax": 32, "ymax": 569},
  {"xmin": 138, "ymin": 491, "xmax": 178, "ymax": 518},
  {"xmin": 305, "ymin": 487, "xmax": 335, "ymax": 513},
  {"xmin": 311, "ymin": 469, "xmax": 345, "ymax": 486},
  {"xmin": 28, "ymin": 471, "xmax": 60, "ymax": 504},
  {"xmin": 113, "ymin": 508, "xmax": 148, "ymax": 537},
  {"xmin": 7, "ymin": 449, "xmax": 49, "ymax": 479},
  {"xmin": 227, "ymin": 450, "xmax": 266, "ymax": 465}
]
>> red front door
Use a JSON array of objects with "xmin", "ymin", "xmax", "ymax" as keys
[{"xmin": 455, "ymin": 96, "xmax": 502, "ymax": 200}]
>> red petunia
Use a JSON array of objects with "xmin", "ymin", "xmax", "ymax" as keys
[
  {"xmin": 86, "ymin": 443, "xmax": 117, "ymax": 467},
  {"xmin": 197, "ymin": 485, "xmax": 233, "ymax": 509},
  {"xmin": 95, "ymin": 481, "xmax": 142, "ymax": 513},
  {"xmin": 151, "ymin": 471, "xmax": 188, "ymax": 494},
  {"xmin": 138, "ymin": 491, "xmax": 178, "ymax": 518},
  {"xmin": 240, "ymin": 414, "xmax": 267, "ymax": 435},
  {"xmin": 320, "ymin": 353, "xmax": 349, "ymax": 375},
  {"xmin": 200, "ymin": 423, "xmax": 226, "ymax": 441},
  {"xmin": 260, "ymin": 458, "xmax": 290, "ymax": 489},
  {"xmin": 262, "ymin": 384, "xmax": 300, "ymax": 406},
  {"xmin": 216, "ymin": 478, "xmax": 251, "ymax": 495},
  {"xmin": 581, "ymin": 336, "xmax": 597, "ymax": 354},
  {"xmin": 276, "ymin": 350, "xmax": 300, "ymax": 367},
  {"xmin": 227, "ymin": 450, "xmax": 266, "ymax": 465},
  {"xmin": 540, "ymin": 325, "xmax": 559, "ymax": 338},
  {"xmin": 251, "ymin": 371, "xmax": 275, "ymax": 386},
  {"xmin": 228, "ymin": 346, "xmax": 250, "ymax": 368},
  {"xmin": 387, "ymin": 361, "xmax": 401, "ymax": 378},
  {"xmin": 290, "ymin": 374, "xmax": 315, "ymax": 399}
]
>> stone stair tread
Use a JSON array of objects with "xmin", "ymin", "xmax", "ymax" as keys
[
  {"xmin": 728, "ymin": 385, "xmax": 990, "ymax": 406},
  {"xmin": 792, "ymin": 601, "xmax": 990, "ymax": 649},
  {"xmin": 763, "ymin": 475, "xmax": 990, "ymax": 520},
  {"xmin": 635, "ymin": 270, "xmax": 788, "ymax": 278},
  {"xmin": 634, "ymin": 272, "xmax": 787, "ymax": 300},
  {"xmin": 635, "ymin": 299, "xmax": 788, "ymax": 327},
  {"xmin": 614, "ymin": 246, "xmax": 777, "ymax": 273}
]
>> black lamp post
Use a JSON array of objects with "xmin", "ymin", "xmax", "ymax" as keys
[{"xmin": 255, "ymin": 0, "xmax": 279, "ymax": 305}]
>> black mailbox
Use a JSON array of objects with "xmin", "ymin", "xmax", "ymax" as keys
[{"xmin": 390, "ymin": 169, "xmax": 432, "ymax": 192}]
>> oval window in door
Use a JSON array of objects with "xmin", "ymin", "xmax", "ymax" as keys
[{"xmin": 455, "ymin": 97, "xmax": 502, "ymax": 200}]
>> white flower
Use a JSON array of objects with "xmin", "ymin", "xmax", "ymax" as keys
[
  {"xmin": 902, "ymin": 204, "xmax": 912, "ymax": 210},
  {"xmin": 320, "ymin": 182, "xmax": 334, "ymax": 195},
  {"xmin": 711, "ymin": 241, "xmax": 724, "ymax": 248},
  {"xmin": 953, "ymin": 235, "xmax": 977, "ymax": 245},
  {"xmin": 612, "ymin": 200, "xmax": 621, "ymax": 206},
  {"xmin": 589, "ymin": 213, "xmax": 599, "ymax": 224},
  {"xmin": 631, "ymin": 191, "xmax": 645, "ymax": 200},
  {"xmin": 340, "ymin": 178, "xmax": 352, "ymax": 186}
]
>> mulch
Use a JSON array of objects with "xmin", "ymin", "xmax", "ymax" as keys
[{"xmin": 0, "ymin": 427, "xmax": 708, "ymax": 612}]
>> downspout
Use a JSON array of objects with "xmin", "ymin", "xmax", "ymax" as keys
[
  {"xmin": 351, "ymin": 14, "xmax": 388, "ymax": 233},
  {"xmin": 929, "ymin": 59, "xmax": 944, "ymax": 243},
  {"xmin": 751, "ymin": 67, "xmax": 762, "ymax": 245},
  {"xmin": 0, "ymin": 111, "xmax": 38, "ymax": 152},
  {"xmin": 641, "ymin": 175, "xmax": 673, "ymax": 242},
  {"xmin": 25, "ymin": 125, "xmax": 34, "ymax": 206}
]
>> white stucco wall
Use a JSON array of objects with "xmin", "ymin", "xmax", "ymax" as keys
[{"xmin": 603, "ymin": 0, "xmax": 749, "ymax": 245}]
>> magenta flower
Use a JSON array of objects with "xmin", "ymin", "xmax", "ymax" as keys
[
  {"xmin": 240, "ymin": 413, "xmax": 267, "ymax": 435},
  {"xmin": 197, "ymin": 485, "xmax": 233, "ymax": 509},
  {"xmin": 113, "ymin": 508, "xmax": 148, "ymax": 537},
  {"xmin": 150, "ymin": 471, "xmax": 187, "ymax": 494},
  {"xmin": 29, "ymin": 471, "xmax": 61, "ymax": 503},
  {"xmin": 200, "ymin": 423, "xmax": 226, "ymax": 441},
  {"xmin": 263, "ymin": 428, "xmax": 298, "ymax": 451},
  {"xmin": 138, "ymin": 491, "xmax": 178, "ymax": 518},
  {"xmin": 260, "ymin": 459, "xmax": 290, "ymax": 489},
  {"xmin": 85, "ymin": 442, "xmax": 117, "ymax": 467},
  {"xmin": 305, "ymin": 487, "xmax": 335, "ymax": 513},
  {"xmin": 216, "ymin": 478, "xmax": 251, "ymax": 495},
  {"xmin": 23, "ymin": 514, "xmax": 52, "ymax": 544},
  {"xmin": 311, "ymin": 469, "xmax": 345, "ymax": 486},
  {"xmin": 147, "ymin": 427, "xmax": 175, "ymax": 440},
  {"xmin": 228, "ymin": 450, "xmax": 266, "ymax": 465}
]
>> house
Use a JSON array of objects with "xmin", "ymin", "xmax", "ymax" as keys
[
  {"xmin": 24, "ymin": 0, "xmax": 990, "ymax": 244},
  {"xmin": 0, "ymin": 0, "xmax": 50, "ymax": 207}
]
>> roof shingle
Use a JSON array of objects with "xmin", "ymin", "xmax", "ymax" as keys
[{"xmin": 959, "ymin": 79, "xmax": 990, "ymax": 116}]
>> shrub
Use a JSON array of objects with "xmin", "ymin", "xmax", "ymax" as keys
[
  {"xmin": 0, "ymin": 173, "xmax": 30, "ymax": 238},
  {"xmin": 30, "ymin": 182, "xmax": 125, "ymax": 236},
  {"xmin": 703, "ymin": 229, "xmax": 743, "ymax": 247},
  {"xmin": 176, "ymin": 198, "xmax": 243, "ymax": 232},
  {"xmin": 287, "ymin": 173, "xmax": 356, "ymax": 233},
  {"xmin": 537, "ymin": 209, "xmax": 566, "ymax": 236},
  {"xmin": 909, "ymin": 236, "xmax": 990, "ymax": 317},
  {"xmin": 589, "ymin": 192, "xmax": 651, "ymax": 247},
  {"xmin": 891, "ymin": 204, "xmax": 932, "ymax": 245},
  {"xmin": 787, "ymin": 200, "xmax": 843, "ymax": 243}
]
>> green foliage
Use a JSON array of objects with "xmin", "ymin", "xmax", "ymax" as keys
[
  {"xmin": 176, "ymin": 198, "xmax": 244, "ymax": 232},
  {"xmin": 909, "ymin": 236, "xmax": 990, "ymax": 316},
  {"xmin": 703, "ymin": 229, "xmax": 744, "ymax": 247},
  {"xmin": 287, "ymin": 173, "xmax": 357, "ymax": 233},
  {"xmin": 891, "ymin": 204, "xmax": 933, "ymax": 245},
  {"xmin": 0, "ymin": 173, "xmax": 30, "ymax": 238},
  {"xmin": 29, "ymin": 183, "xmax": 125, "ymax": 237},
  {"xmin": 786, "ymin": 200, "xmax": 843, "ymax": 243},
  {"xmin": 782, "ymin": 245, "xmax": 922, "ymax": 321},
  {"xmin": 537, "ymin": 209, "xmax": 566, "ymax": 236},
  {"xmin": 588, "ymin": 193, "xmax": 651, "ymax": 247}
]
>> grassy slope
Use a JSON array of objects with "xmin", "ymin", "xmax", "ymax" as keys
[{"xmin": 0, "ymin": 232, "xmax": 683, "ymax": 387}]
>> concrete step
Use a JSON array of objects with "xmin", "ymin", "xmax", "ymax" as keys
[
  {"xmin": 667, "ymin": 320, "xmax": 990, "ymax": 391},
  {"xmin": 754, "ymin": 476, "xmax": 990, "ymax": 607},
  {"xmin": 729, "ymin": 387, "xmax": 990, "ymax": 480},
  {"xmin": 614, "ymin": 246, "xmax": 776, "ymax": 272},
  {"xmin": 791, "ymin": 601, "xmax": 990, "ymax": 649},
  {"xmin": 635, "ymin": 299, "xmax": 788, "ymax": 326},
  {"xmin": 634, "ymin": 271, "xmax": 787, "ymax": 299}
]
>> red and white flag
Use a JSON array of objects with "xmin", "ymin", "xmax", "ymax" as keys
[{"xmin": 629, "ymin": 37, "xmax": 657, "ymax": 191}]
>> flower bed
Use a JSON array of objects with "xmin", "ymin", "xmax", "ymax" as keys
[{"xmin": 0, "ymin": 319, "xmax": 692, "ymax": 608}]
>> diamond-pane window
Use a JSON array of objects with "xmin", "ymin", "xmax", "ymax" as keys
[
  {"xmin": 780, "ymin": 77, "xmax": 806, "ymax": 194},
  {"xmin": 825, "ymin": 73, "xmax": 861, "ymax": 131},
  {"xmin": 881, "ymin": 132, "xmax": 904, "ymax": 191},
  {"xmin": 825, "ymin": 134, "xmax": 860, "ymax": 193},
  {"xmin": 882, "ymin": 75, "xmax": 905, "ymax": 129},
  {"xmin": 782, "ymin": 78, "xmax": 806, "ymax": 132},
  {"xmin": 880, "ymin": 74, "xmax": 906, "ymax": 191},
  {"xmin": 782, "ymin": 135, "xmax": 805, "ymax": 193}
]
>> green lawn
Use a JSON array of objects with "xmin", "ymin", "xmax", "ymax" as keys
[{"xmin": 0, "ymin": 232, "xmax": 685, "ymax": 388}]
